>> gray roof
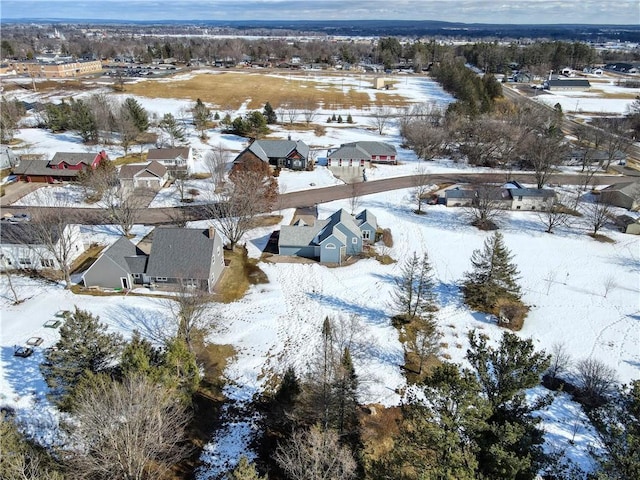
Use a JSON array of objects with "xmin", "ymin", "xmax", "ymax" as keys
[
  {"xmin": 146, "ymin": 227, "xmax": 216, "ymax": 279},
  {"xmin": 246, "ymin": 140, "xmax": 309, "ymax": 162},
  {"xmin": 12, "ymin": 159, "xmax": 80, "ymax": 177},
  {"xmin": 511, "ymin": 188, "xmax": 555, "ymax": 198},
  {"xmin": 546, "ymin": 79, "xmax": 591, "ymax": 87},
  {"xmin": 279, "ymin": 219, "xmax": 329, "ymax": 247},
  {"xmin": 328, "ymin": 144, "xmax": 370, "ymax": 160},
  {"xmin": 118, "ymin": 161, "xmax": 167, "ymax": 180},
  {"xmin": 355, "ymin": 209, "xmax": 377, "ymax": 229},
  {"xmin": 317, "ymin": 209, "xmax": 361, "ymax": 243},
  {"xmin": 125, "ymin": 255, "xmax": 148, "ymax": 274},
  {"xmin": 328, "ymin": 141, "xmax": 396, "ymax": 160},
  {"xmin": 445, "ymin": 189, "xmax": 476, "ymax": 199},
  {"xmin": 0, "ymin": 220, "xmax": 60, "ymax": 245},
  {"xmin": 97, "ymin": 237, "xmax": 146, "ymax": 274},
  {"xmin": 50, "ymin": 152, "xmax": 97, "ymax": 166},
  {"xmin": 147, "ymin": 147, "xmax": 191, "ymax": 161},
  {"xmin": 601, "ymin": 180, "xmax": 640, "ymax": 194}
]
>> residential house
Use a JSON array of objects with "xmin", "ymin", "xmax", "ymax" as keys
[
  {"xmin": 278, "ymin": 208, "xmax": 377, "ymax": 264},
  {"xmin": 233, "ymin": 139, "xmax": 310, "ymax": 170},
  {"xmin": 118, "ymin": 161, "xmax": 168, "ymax": 192},
  {"xmin": 327, "ymin": 141, "xmax": 397, "ymax": 167},
  {"xmin": 544, "ymin": 78, "xmax": 591, "ymax": 91},
  {"xmin": 444, "ymin": 183, "xmax": 555, "ymax": 211},
  {"xmin": 82, "ymin": 237, "xmax": 148, "ymax": 290},
  {"xmin": 82, "ymin": 226, "xmax": 225, "ymax": 292},
  {"xmin": 566, "ymin": 148, "xmax": 626, "ymax": 167},
  {"xmin": 147, "ymin": 147, "xmax": 192, "ymax": 177},
  {"xmin": 614, "ymin": 215, "xmax": 640, "ymax": 235},
  {"xmin": 0, "ymin": 146, "xmax": 18, "ymax": 170},
  {"xmin": 0, "ymin": 220, "xmax": 84, "ymax": 271},
  {"xmin": 12, "ymin": 151, "xmax": 108, "ymax": 183},
  {"xmin": 599, "ymin": 181, "xmax": 640, "ymax": 211}
]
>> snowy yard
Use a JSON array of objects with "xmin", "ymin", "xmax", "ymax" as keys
[{"xmin": 1, "ymin": 69, "xmax": 639, "ymax": 476}]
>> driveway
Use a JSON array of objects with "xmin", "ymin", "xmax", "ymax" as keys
[{"xmin": 0, "ymin": 182, "xmax": 43, "ymax": 208}]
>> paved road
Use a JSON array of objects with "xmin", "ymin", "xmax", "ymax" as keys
[{"xmin": 1, "ymin": 172, "xmax": 627, "ymax": 225}]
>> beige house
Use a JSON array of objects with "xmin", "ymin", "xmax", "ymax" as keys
[
  {"xmin": 599, "ymin": 181, "xmax": 640, "ymax": 211},
  {"xmin": 118, "ymin": 161, "xmax": 168, "ymax": 193}
]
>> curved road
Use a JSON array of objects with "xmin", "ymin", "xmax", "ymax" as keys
[{"xmin": 2, "ymin": 171, "xmax": 628, "ymax": 225}]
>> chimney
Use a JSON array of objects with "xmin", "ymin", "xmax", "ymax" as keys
[{"xmin": 208, "ymin": 226, "xmax": 215, "ymax": 239}]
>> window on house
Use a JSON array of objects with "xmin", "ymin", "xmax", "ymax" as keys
[
  {"xmin": 41, "ymin": 259, "xmax": 54, "ymax": 268},
  {"xmin": 325, "ymin": 243, "xmax": 336, "ymax": 249},
  {"xmin": 531, "ymin": 206, "xmax": 536, "ymax": 210},
  {"xmin": 518, "ymin": 196, "xmax": 523, "ymax": 201},
  {"xmin": 516, "ymin": 206, "xmax": 521, "ymax": 210},
  {"xmin": 352, "ymin": 237, "xmax": 358, "ymax": 244},
  {"xmin": 156, "ymin": 277, "xmax": 168, "ymax": 282},
  {"xmin": 362, "ymin": 230, "xmax": 371, "ymax": 240},
  {"xmin": 133, "ymin": 273, "xmax": 140, "ymax": 278},
  {"xmin": 19, "ymin": 258, "xmax": 32, "ymax": 265}
]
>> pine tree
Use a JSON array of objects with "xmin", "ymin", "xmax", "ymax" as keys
[
  {"xmin": 332, "ymin": 113, "xmax": 337, "ymax": 121},
  {"xmin": 334, "ymin": 347, "xmax": 359, "ymax": 439},
  {"xmin": 192, "ymin": 98, "xmax": 211, "ymax": 137},
  {"xmin": 382, "ymin": 362, "xmax": 488, "ymax": 480},
  {"xmin": 159, "ymin": 112, "xmax": 186, "ymax": 147},
  {"xmin": 228, "ymin": 456, "xmax": 267, "ymax": 480},
  {"xmin": 40, "ymin": 307, "xmax": 123, "ymax": 410},
  {"xmin": 391, "ymin": 251, "xmax": 438, "ymax": 322},
  {"xmin": 337, "ymin": 114, "xmax": 343, "ymax": 123},
  {"xmin": 69, "ymin": 98, "xmax": 98, "ymax": 143},
  {"xmin": 214, "ymin": 111, "xmax": 220, "ymax": 120},
  {"xmin": 122, "ymin": 96, "xmax": 149, "ymax": 133},
  {"xmin": 462, "ymin": 232, "xmax": 521, "ymax": 311},
  {"xmin": 263, "ymin": 101, "xmax": 278, "ymax": 124},
  {"xmin": 346, "ymin": 113, "xmax": 354, "ymax": 124},
  {"xmin": 467, "ymin": 331, "xmax": 551, "ymax": 480}
]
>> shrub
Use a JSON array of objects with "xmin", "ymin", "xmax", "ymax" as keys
[
  {"xmin": 493, "ymin": 298, "xmax": 529, "ymax": 331},
  {"xmin": 380, "ymin": 228, "xmax": 393, "ymax": 248},
  {"xmin": 314, "ymin": 124, "xmax": 326, "ymax": 136}
]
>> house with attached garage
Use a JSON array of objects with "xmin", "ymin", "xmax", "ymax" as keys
[
  {"xmin": 146, "ymin": 147, "xmax": 192, "ymax": 177},
  {"xmin": 598, "ymin": 180, "xmax": 640, "ymax": 211},
  {"xmin": 327, "ymin": 141, "xmax": 397, "ymax": 167},
  {"xmin": 118, "ymin": 161, "xmax": 168, "ymax": 193},
  {"xmin": 444, "ymin": 182, "xmax": 555, "ymax": 211},
  {"xmin": 82, "ymin": 226, "xmax": 225, "ymax": 292},
  {"xmin": 12, "ymin": 151, "xmax": 108, "ymax": 183},
  {"xmin": 233, "ymin": 139, "xmax": 310, "ymax": 170},
  {"xmin": 0, "ymin": 219, "xmax": 84, "ymax": 271},
  {"xmin": 278, "ymin": 208, "xmax": 377, "ymax": 264}
]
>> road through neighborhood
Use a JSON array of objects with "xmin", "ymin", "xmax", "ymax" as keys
[{"xmin": 1, "ymin": 171, "xmax": 628, "ymax": 225}]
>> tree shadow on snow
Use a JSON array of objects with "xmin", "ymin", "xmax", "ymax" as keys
[
  {"xmin": 106, "ymin": 303, "xmax": 176, "ymax": 345},
  {"xmin": 306, "ymin": 292, "xmax": 389, "ymax": 327},
  {"xmin": 1, "ymin": 346, "xmax": 49, "ymax": 402}
]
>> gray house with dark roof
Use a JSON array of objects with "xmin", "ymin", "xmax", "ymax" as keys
[
  {"xmin": 82, "ymin": 237, "xmax": 148, "ymax": 290},
  {"xmin": 147, "ymin": 147, "xmax": 192, "ymax": 177},
  {"xmin": 234, "ymin": 139, "xmax": 310, "ymax": 170},
  {"xmin": 599, "ymin": 180, "xmax": 640, "ymax": 211},
  {"xmin": 544, "ymin": 79, "xmax": 591, "ymax": 91},
  {"xmin": 279, "ymin": 208, "xmax": 377, "ymax": 263},
  {"xmin": 118, "ymin": 161, "xmax": 168, "ymax": 192},
  {"xmin": 327, "ymin": 141, "xmax": 397, "ymax": 166},
  {"xmin": 81, "ymin": 227, "xmax": 225, "ymax": 292},
  {"xmin": 444, "ymin": 184, "xmax": 555, "ymax": 210}
]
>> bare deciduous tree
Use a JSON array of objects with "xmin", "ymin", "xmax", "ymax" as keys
[
  {"xmin": 65, "ymin": 374, "xmax": 191, "ymax": 480},
  {"xmin": 537, "ymin": 198, "xmax": 571, "ymax": 234},
  {"xmin": 412, "ymin": 165, "xmax": 433, "ymax": 214},
  {"xmin": 369, "ymin": 106, "xmax": 393, "ymax": 135},
  {"xmin": 547, "ymin": 342, "xmax": 572, "ymax": 381},
  {"xmin": 163, "ymin": 283, "xmax": 215, "ymax": 353},
  {"xmin": 348, "ymin": 182, "xmax": 362, "ymax": 215},
  {"xmin": 524, "ymin": 135, "xmax": 566, "ymax": 189},
  {"xmin": 464, "ymin": 184, "xmax": 505, "ymax": 230},
  {"xmin": 575, "ymin": 358, "xmax": 617, "ymax": 404},
  {"xmin": 274, "ymin": 426, "xmax": 357, "ymax": 480},
  {"xmin": 602, "ymin": 275, "xmax": 617, "ymax": 298},
  {"xmin": 101, "ymin": 188, "xmax": 141, "ymax": 237},
  {"xmin": 301, "ymin": 99, "xmax": 318, "ymax": 126},
  {"xmin": 203, "ymin": 143, "xmax": 230, "ymax": 188},
  {"xmin": 283, "ymin": 102, "xmax": 300, "ymax": 125},
  {"xmin": 581, "ymin": 195, "xmax": 613, "ymax": 236}
]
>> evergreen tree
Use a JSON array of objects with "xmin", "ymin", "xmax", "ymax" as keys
[
  {"xmin": 332, "ymin": 113, "xmax": 337, "ymax": 121},
  {"xmin": 214, "ymin": 111, "xmax": 220, "ymax": 121},
  {"xmin": 590, "ymin": 380, "xmax": 640, "ymax": 479},
  {"xmin": 69, "ymin": 98, "xmax": 98, "ymax": 143},
  {"xmin": 122, "ymin": 96, "xmax": 149, "ymax": 133},
  {"xmin": 192, "ymin": 97, "xmax": 211, "ymax": 137},
  {"xmin": 462, "ymin": 232, "xmax": 521, "ymax": 312},
  {"xmin": 334, "ymin": 347, "xmax": 359, "ymax": 439},
  {"xmin": 383, "ymin": 362, "xmax": 488, "ymax": 480},
  {"xmin": 263, "ymin": 101, "xmax": 278, "ymax": 124},
  {"xmin": 228, "ymin": 456, "xmax": 267, "ymax": 480},
  {"xmin": 162, "ymin": 337, "xmax": 200, "ymax": 401},
  {"xmin": 346, "ymin": 113, "xmax": 354, "ymax": 124},
  {"xmin": 40, "ymin": 307, "xmax": 123, "ymax": 410},
  {"xmin": 467, "ymin": 331, "xmax": 551, "ymax": 480},
  {"xmin": 158, "ymin": 112, "xmax": 186, "ymax": 147},
  {"xmin": 327, "ymin": 116, "xmax": 332, "ymax": 123},
  {"xmin": 391, "ymin": 251, "xmax": 438, "ymax": 322},
  {"xmin": 337, "ymin": 114, "xmax": 343, "ymax": 123}
]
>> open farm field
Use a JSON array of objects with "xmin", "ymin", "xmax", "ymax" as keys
[{"xmin": 124, "ymin": 71, "xmax": 409, "ymax": 110}]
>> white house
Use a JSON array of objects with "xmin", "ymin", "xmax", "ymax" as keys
[{"xmin": 0, "ymin": 219, "xmax": 84, "ymax": 271}]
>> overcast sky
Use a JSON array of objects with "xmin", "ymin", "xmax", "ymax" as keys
[{"xmin": 2, "ymin": 0, "xmax": 639, "ymax": 25}]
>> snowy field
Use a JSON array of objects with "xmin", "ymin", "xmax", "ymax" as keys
[
  {"xmin": 533, "ymin": 78, "xmax": 640, "ymax": 114},
  {"xmin": 1, "ymin": 70, "xmax": 639, "ymax": 476}
]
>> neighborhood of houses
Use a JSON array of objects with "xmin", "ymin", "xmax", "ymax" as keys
[{"xmin": 2, "ymin": 132, "xmax": 640, "ymax": 293}]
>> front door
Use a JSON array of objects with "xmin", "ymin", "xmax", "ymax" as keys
[{"xmin": 121, "ymin": 277, "xmax": 129, "ymax": 289}]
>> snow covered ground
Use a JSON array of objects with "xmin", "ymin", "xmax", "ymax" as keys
[{"xmin": 1, "ymin": 70, "xmax": 639, "ymax": 476}]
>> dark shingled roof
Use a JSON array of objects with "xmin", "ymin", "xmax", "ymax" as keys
[
  {"xmin": 50, "ymin": 152, "xmax": 97, "ymax": 166},
  {"xmin": 0, "ymin": 220, "xmax": 61, "ymax": 245},
  {"xmin": 118, "ymin": 161, "xmax": 167, "ymax": 180},
  {"xmin": 244, "ymin": 140, "xmax": 309, "ymax": 163},
  {"xmin": 97, "ymin": 237, "xmax": 147, "ymax": 274},
  {"xmin": 146, "ymin": 228, "xmax": 215, "ymax": 279},
  {"xmin": 12, "ymin": 159, "xmax": 81, "ymax": 178},
  {"xmin": 147, "ymin": 148, "xmax": 191, "ymax": 161},
  {"xmin": 328, "ymin": 141, "xmax": 396, "ymax": 160}
]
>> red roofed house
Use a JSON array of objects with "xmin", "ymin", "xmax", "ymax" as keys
[{"xmin": 12, "ymin": 151, "xmax": 108, "ymax": 183}]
